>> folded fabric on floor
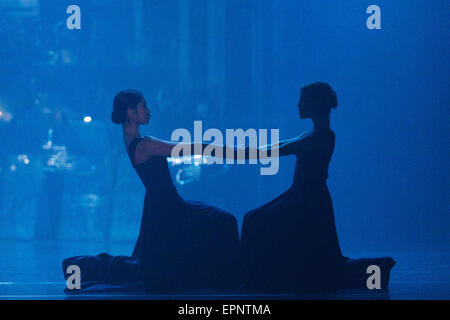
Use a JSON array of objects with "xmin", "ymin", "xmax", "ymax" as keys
[
  {"xmin": 62, "ymin": 253, "xmax": 146, "ymax": 294},
  {"xmin": 62, "ymin": 254, "xmax": 395, "ymax": 294},
  {"xmin": 340, "ymin": 256, "xmax": 396, "ymax": 290}
]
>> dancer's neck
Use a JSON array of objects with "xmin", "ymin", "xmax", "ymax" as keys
[
  {"xmin": 313, "ymin": 117, "xmax": 330, "ymax": 132},
  {"xmin": 123, "ymin": 122, "xmax": 141, "ymax": 143}
]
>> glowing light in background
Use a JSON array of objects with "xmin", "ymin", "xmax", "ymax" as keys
[
  {"xmin": 168, "ymin": 157, "xmax": 190, "ymax": 165},
  {"xmin": 80, "ymin": 194, "xmax": 100, "ymax": 208},
  {"xmin": 45, "ymin": 146, "xmax": 73, "ymax": 170},
  {"xmin": 192, "ymin": 155, "xmax": 207, "ymax": 166},
  {"xmin": 83, "ymin": 116, "xmax": 92, "ymax": 123},
  {"xmin": 0, "ymin": 104, "xmax": 13, "ymax": 122},
  {"xmin": 17, "ymin": 154, "xmax": 30, "ymax": 165},
  {"xmin": 168, "ymin": 155, "xmax": 214, "ymax": 166},
  {"xmin": 42, "ymin": 128, "xmax": 53, "ymax": 150}
]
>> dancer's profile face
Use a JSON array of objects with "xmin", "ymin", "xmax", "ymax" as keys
[
  {"xmin": 133, "ymin": 99, "xmax": 151, "ymax": 125},
  {"xmin": 298, "ymin": 91, "xmax": 311, "ymax": 119}
]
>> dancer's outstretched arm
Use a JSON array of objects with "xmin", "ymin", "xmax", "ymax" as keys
[
  {"xmin": 133, "ymin": 134, "xmax": 307, "ymax": 163},
  {"xmin": 243, "ymin": 133, "xmax": 312, "ymax": 159},
  {"xmin": 134, "ymin": 136, "xmax": 250, "ymax": 160}
]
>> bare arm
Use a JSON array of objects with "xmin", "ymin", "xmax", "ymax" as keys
[
  {"xmin": 135, "ymin": 136, "xmax": 241, "ymax": 160},
  {"xmin": 243, "ymin": 133, "xmax": 311, "ymax": 159},
  {"xmin": 135, "ymin": 133, "xmax": 310, "ymax": 164}
]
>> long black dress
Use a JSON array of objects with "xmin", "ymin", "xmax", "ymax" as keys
[
  {"xmin": 240, "ymin": 129, "xmax": 395, "ymax": 293},
  {"xmin": 63, "ymin": 136, "xmax": 240, "ymax": 293}
]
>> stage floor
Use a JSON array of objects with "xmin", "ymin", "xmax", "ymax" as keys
[{"xmin": 0, "ymin": 240, "xmax": 448, "ymax": 300}]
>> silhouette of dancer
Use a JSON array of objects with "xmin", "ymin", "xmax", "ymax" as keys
[
  {"xmin": 63, "ymin": 90, "xmax": 239, "ymax": 292},
  {"xmin": 240, "ymin": 82, "xmax": 395, "ymax": 293}
]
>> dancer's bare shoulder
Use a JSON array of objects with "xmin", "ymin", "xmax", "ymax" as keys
[{"xmin": 134, "ymin": 136, "xmax": 178, "ymax": 162}]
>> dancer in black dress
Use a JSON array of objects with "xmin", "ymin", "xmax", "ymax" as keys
[
  {"xmin": 240, "ymin": 82, "xmax": 395, "ymax": 293},
  {"xmin": 63, "ymin": 89, "xmax": 239, "ymax": 292}
]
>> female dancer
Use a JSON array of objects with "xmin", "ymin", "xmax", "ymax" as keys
[
  {"xmin": 240, "ymin": 82, "xmax": 395, "ymax": 293},
  {"xmin": 115, "ymin": 89, "xmax": 243, "ymax": 291},
  {"xmin": 64, "ymin": 89, "xmax": 240, "ymax": 293}
]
